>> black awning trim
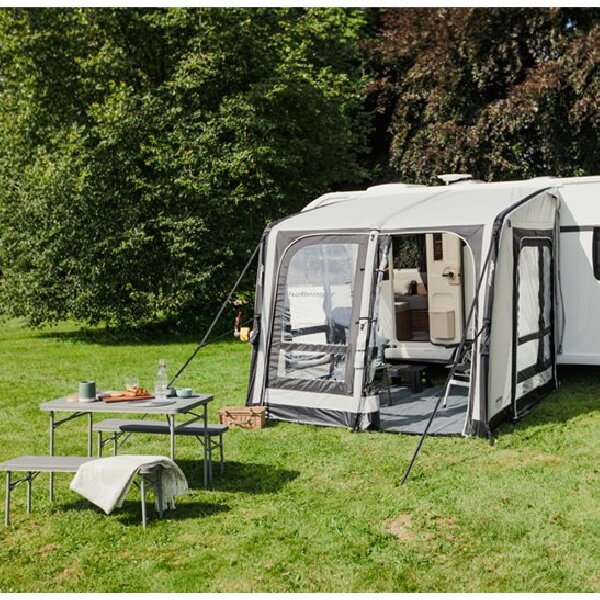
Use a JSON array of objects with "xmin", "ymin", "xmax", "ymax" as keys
[
  {"xmin": 516, "ymin": 358, "xmax": 553, "ymax": 384},
  {"xmin": 560, "ymin": 225, "xmax": 594, "ymax": 233},
  {"xmin": 280, "ymin": 342, "xmax": 347, "ymax": 353},
  {"xmin": 290, "ymin": 325, "xmax": 328, "ymax": 338},
  {"xmin": 518, "ymin": 327, "xmax": 551, "ymax": 346}
]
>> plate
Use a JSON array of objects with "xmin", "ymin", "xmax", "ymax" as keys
[{"xmin": 134, "ymin": 400, "xmax": 176, "ymax": 407}]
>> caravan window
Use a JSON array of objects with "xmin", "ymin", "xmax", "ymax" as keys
[{"xmin": 594, "ymin": 228, "xmax": 600, "ymax": 280}]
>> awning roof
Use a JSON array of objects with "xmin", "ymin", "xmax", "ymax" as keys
[
  {"xmin": 279, "ymin": 181, "xmax": 544, "ymax": 233},
  {"xmin": 274, "ymin": 176, "xmax": 598, "ymax": 233}
]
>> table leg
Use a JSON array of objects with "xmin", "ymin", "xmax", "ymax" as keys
[
  {"xmin": 204, "ymin": 402, "xmax": 209, "ymax": 488},
  {"xmin": 410, "ymin": 370, "xmax": 422, "ymax": 393},
  {"xmin": 169, "ymin": 415, "xmax": 175, "ymax": 461},
  {"xmin": 5, "ymin": 472, "xmax": 10, "ymax": 527},
  {"xmin": 87, "ymin": 413, "xmax": 93, "ymax": 457},
  {"xmin": 49, "ymin": 412, "xmax": 54, "ymax": 502},
  {"xmin": 219, "ymin": 434, "xmax": 224, "ymax": 474}
]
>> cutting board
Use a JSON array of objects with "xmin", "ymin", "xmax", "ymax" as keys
[{"xmin": 100, "ymin": 391, "xmax": 155, "ymax": 403}]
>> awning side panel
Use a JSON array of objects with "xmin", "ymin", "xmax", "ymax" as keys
[{"xmin": 487, "ymin": 190, "xmax": 560, "ymax": 424}]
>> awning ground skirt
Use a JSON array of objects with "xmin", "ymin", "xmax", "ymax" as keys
[{"xmin": 379, "ymin": 385, "xmax": 468, "ymax": 435}]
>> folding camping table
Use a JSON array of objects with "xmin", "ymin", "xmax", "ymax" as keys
[{"xmin": 39, "ymin": 394, "xmax": 213, "ymax": 495}]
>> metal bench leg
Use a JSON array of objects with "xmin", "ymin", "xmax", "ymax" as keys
[
  {"xmin": 49, "ymin": 412, "xmax": 54, "ymax": 503},
  {"xmin": 97, "ymin": 431, "xmax": 103, "ymax": 457},
  {"xmin": 219, "ymin": 434, "xmax": 224, "ymax": 474},
  {"xmin": 208, "ymin": 439, "xmax": 213, "ymax": 482},
  {"xmin": 203, "ymin": 404, "xmax": 209, "ymax": 488},
  {"xmin": 5, "ymin": 472, "xmax": 10, "ymax": 527},
  {"xmin": 26, "ymin": 473, "xmax": 32, "ymax": 515},
  {"xmin": 114, "ymin": 433, "xmax": 118, "ymax": 457},
  {"xmin": 140, "ymin": 474, "xmax": 147, "ymax": 529}
]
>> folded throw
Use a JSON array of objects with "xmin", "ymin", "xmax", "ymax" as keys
[{"xmin": 70, "ymin": 455, "xmax": 188, "ymax": 514}]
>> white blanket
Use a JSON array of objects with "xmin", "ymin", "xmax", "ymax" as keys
[{"xmin": 70, "ymin": 455, "xmax": 188, "ymax": 515}]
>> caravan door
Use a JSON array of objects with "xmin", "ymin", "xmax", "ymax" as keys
[{"xmin": 426, "ymin": 233, "xmax": 464, "ymax": 344}]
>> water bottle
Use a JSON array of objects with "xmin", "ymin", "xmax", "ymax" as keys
[{"xmin": 155, "ymin": 358, "xmax": 168, "ymax": 400}]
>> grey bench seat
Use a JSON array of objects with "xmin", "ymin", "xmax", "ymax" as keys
[
  {"xmin": 0, "ymin": 455, "xmax": 163, "ymax": 528},
  {"xmin": 94, "ymin": 419, "xmax": 227, "ymax": 436},
  {"xmin": 93, "ymin": 419, "xmax": 228, "ymax": 476},
  {"xmin": 0, "ymin": 455, "xmax": 94, "ymax": 473}
]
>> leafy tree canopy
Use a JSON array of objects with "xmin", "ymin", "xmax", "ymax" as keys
[
  {"xmin": 0, "ymin": 8, "xmax": 368, "ymax": 327},
  {"xmin": 364, "ymin": 8, "xmax": 600, "ymax": 183}
]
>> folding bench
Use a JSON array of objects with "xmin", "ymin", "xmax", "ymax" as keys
[
  {"xmin": 0, "ymin": 456, "xmax": 164, "ymax": 528},
  {"xmin": 93, "ymin": 419, "xmax": 228, "ymax": 479}
]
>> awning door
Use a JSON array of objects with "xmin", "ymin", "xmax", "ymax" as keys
[
  {"xmin": 512, "ymin": 233, "xmax": 555, "ymax": 416},
  {"xmin": 266, "ymin": 234, "xmax": 369, "ymax": 396}
]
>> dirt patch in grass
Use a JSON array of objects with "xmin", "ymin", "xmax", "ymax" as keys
[
  {"xmin": 386, "ymin": 514, "xmax": 414, "ymax": 541},
  {"xmin": 56, "ymin": 565, "xmax": 82, "ymax": 584},
  {"xmin": 38, "ymin": 543, "xmax": 60, "ymax": 557},
  {"xmin": 491, "ymin": 449, "xmax": 564, "ymax": 467}
]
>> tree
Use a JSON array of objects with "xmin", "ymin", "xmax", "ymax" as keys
[
  {"xmin": 0, "ymin": 8, "xmax": 369, "ymax": 328},
  {"xmin": 363, "ymin": 8, "xmax": 600, "ymax": 184}
]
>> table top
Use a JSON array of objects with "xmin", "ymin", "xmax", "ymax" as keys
[{"xmin": 40, "ymin": 393, "xmax": 213, "ymax": 415}]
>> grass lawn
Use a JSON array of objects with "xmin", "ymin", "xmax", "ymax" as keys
[{"xmin": 0, "ymin": 319, "xmax": 598, "ymax": 592}]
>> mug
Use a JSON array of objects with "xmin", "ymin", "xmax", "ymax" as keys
[{"xmin": 79, "ymin": 380, "xmax": 96, "ymax": 402}]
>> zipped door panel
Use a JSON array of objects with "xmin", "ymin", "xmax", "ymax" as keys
[{"xmin": 266, "ymin": 234, "xmax": 369, "ymax": 396}]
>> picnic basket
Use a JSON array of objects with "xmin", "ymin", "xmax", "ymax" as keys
[{"xmin": 218, "ymin": 406, "xmax": 266, "ymax": 429}]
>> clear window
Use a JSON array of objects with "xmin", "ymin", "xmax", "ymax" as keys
[
  {"xmin": 433, "ymin": 233, "xmax": 443, "ymax": 261},
  {"xmin": 391, "ymin": 234, "xmax": 429, "ymax": 342},
  {"xmin": 279, "ymin": 242, "xmax": 359, "ymax": 383},
  {"xmin": 392, "ymin": 235, "xmax": 425, "ymax": 270}
]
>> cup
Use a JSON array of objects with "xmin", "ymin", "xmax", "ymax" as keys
[
  {"xmin": 125, "ymin": 377, "xmax": 139, "ymax": 392},
  {"xmin": 79, "ymin": 380, "xmax": 96, "ymax": 402},
  {"xmin": 154, "ymin": 381, "xmax": 168, "ymax": 401}
]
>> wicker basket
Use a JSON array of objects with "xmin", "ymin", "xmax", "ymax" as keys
[{"xmin": 218, "ymin": 406, "xmax": 266, "ymax": 429}]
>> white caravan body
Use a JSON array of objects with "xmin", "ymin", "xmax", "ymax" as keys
[{"xmin": 246, "ymin": 176, "xmax": 599, "ymax": 436}]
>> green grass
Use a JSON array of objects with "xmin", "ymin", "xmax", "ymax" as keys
[{"xmin": 0, "ymin": 319, "xmax": 598, "ymax": 592}]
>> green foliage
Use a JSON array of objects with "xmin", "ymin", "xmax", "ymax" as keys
[
  {"xmin": 1, "ymin": 8, "xmax": 599, "ymax": 329},
  {"xmin": 0, "ymin": 319, "xmax": 598, "ymax": 592},
  {"xmin": 0, "ymin": 8, "xmax": 368, "ymax": 328},
  {"xmin": 364, "ymin": 8, "xmax": 600, "ymax": 183}
]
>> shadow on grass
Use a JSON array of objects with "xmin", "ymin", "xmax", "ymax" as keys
[
  {"xmin": 494, "ymin": 365, "xmax": 600, "ymax": 437},
  {"xmin": 35, "ymin": 326, "xmax": 242, "ymax": 348},
  {"xmin": 60, "ymin": 498, "xmax": 230, "ymax": 525},
  {"xmin": 176, "ymin": 459, "xmax": 299, "ymax": 494}
]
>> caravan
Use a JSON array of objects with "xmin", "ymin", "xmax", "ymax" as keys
[{"xmin": 246, "ymin": 176, "xmax": 600, "ymax": 437}]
